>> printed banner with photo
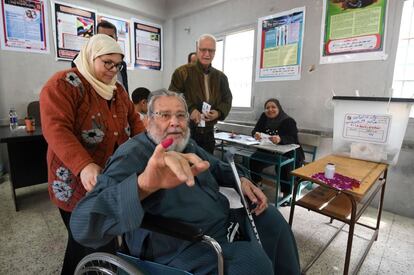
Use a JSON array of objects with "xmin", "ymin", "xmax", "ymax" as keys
[
  {"xmin": 132, "ymin": 18, "xmax": 162, "ymax": 71},
  {"xmin": 320, "ymin": 0, "xmax": 388, "ymax": 64},
  {"xmin": 97, "ymin": 14, "xmax": 131, "ymax": 67},
  {"xmin": 256, "ymin": 7, "xmax": 306, "ymax": 82},
  {"xmin": 0, "ymin": 0, "xmax": 49, "ymax": 53},
  {"xmin": 52, "ymin": 1, "xmax": 96, "ymax": 60}
]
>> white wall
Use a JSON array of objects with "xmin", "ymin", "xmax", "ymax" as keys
[
  {"xmin": 167, "ymin": 0, "xmax": 406, "ymax": 132},
  {"xmin": 0, "ymin": 0, "xmax": 165, "ymax": 125},
  {"xmin": 165, "ymin": 0, "xmax": 230, "ymax": 19},
  {"xmin": 94, "ymin": 0, "xmax": 167, "ymax": 20}
]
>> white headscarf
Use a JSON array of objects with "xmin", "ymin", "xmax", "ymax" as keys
[{"xmin": 74, "ymin": 34, "xmax": 124, "ymax": 100}]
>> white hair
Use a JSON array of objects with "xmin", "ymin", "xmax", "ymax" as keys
[
  {"xmin": 147, "ymin": 89, "xmax": 188, "ymax": 118},
  {"xmin": 197, "ymin": 34, "xmax": 217, "ymax": 46}
]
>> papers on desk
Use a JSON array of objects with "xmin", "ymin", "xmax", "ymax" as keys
[
  {"xmin": 256, "ymin": 132, "xmax": 272, "ymax": 145},
  {"xmin": 254, "ymin": 143, "xmax": 300, "ymax": 154},
  {"xmin": 215, "ymin": 131, "xmax": 299, "ymax": 154},
  {"xmin": 254, "ymin": 133, "xmax": 300, "ymax": 153},
  {"xmin": 214, "ymin": 132, "xmax": 259, "ymax": 145},
  {"xmin": 260, "ymin": 137, "xmax": 273, "ymax": 146}
]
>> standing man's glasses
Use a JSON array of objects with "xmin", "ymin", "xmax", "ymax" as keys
[{"xmin": 198, "ymin": 48, "xmax": 216, "ymax": 54}]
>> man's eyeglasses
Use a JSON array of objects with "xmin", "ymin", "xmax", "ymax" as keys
[
  {"xmin": 99, "ymin": 57, "xmax": 124, "ymax": 72},
  {"xmin": 198, "ymin": 48, "xmax": 216, "ymax": 54},
  {"xmin": 150, "ymin": 111, "xmax": 189, "ymax": 122}
]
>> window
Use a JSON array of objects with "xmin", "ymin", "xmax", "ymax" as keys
[
  {"xmin": 392, "ymin": 0, "xmax": 414, "ymax": 116},
  {"xmin": 212, "ymin": 29, "xmax": 255, "ymax": 108}
]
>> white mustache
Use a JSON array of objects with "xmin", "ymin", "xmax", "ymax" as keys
[
  {"xmin": 166, "ymin": 127, "xmax": 183, "ymax": 135},
  {"xmin": 164, "ymin": 131, "xmax": 184, "ymax": 139}
]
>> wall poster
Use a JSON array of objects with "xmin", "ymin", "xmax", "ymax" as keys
[
  {"xmin": 132, "ymin": 18, "xmax": 162, "ymax": 71},
  {"xmin": 0, "ymin": 0, "xmax": 49, "ymax": 53},
  {"xmin": 97, "ymin": 14, "xmax": 131, "ymax": 67},
  {"xmin": 52, "ymin": 1, "xmax": 96, "ymax": 60},
  {"xmin": 256, "ymin": 7, "xmax": 306, "ymax": 82},
  {"xmin": 320, "ymin": 0, "xmax": 388, "ymax": 64}
]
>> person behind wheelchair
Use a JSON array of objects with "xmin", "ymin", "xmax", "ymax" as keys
[{"xmin": 70, "ymin": 90, "xmax": 300, "ymax": 275}]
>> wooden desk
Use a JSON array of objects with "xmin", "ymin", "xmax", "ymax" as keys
[
  {"xmin": 288, "ymin": 155, "xmax": 388, "ymax": 274},
  {"xmin": 0, "ymin": 126, "xmax": 48, "ymax": 211},
  {"xmin": 215, "ymin": 131, "xmax": 299, "ymax": 207}
]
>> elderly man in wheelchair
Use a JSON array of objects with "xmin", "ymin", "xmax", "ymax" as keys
[{"xmin": 70, "ymin": 90, "xmax": 300, "ymax": 275}]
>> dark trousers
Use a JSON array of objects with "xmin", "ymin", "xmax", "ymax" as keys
[
  {"xmin": 167, "ymin": 206, "xmax": 300, "ymax": 274},
  {"xmin": 190, "ymin": 123, "xmax": 215, "ymax": 154},
  {"xmin": 59, "ymin": 208, "xmax": 117, "ymax": 275}
]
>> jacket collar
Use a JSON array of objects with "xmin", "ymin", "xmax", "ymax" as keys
[{"xmin": 195, "ymin": 60, "xmax": 212, "ymax": 74}]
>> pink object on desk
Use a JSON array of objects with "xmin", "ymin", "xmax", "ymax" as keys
[{"xmin": 311, "ymin": 172, "xmax": 360, "ymax": 190}]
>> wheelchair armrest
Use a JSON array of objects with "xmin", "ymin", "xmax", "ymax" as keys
[{"xmin": 141, "ymin": 213, "xmax": 204, "ymax": 242}]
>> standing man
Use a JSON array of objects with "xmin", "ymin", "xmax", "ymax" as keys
[
  {"xmin": 72, "ymin": 20, "xmax": 129, "ymax": 94},
  {"xmin": 169, "ymin": 34, "xmax": 232, "ymax": 153}
]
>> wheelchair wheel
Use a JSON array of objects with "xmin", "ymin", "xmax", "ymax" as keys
[{"xmin": 74, "ymin": 252, "xmax": 144, "ymax": 275}]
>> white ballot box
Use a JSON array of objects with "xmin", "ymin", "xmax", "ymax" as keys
[{"xmin": 332, "ymin": 96, "xmax": 414, "ymax": 165}]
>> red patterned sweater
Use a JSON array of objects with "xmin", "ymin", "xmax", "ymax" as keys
[{"xmin": 40, "ymin": 68, "xmax": 145, "ymax": 211}]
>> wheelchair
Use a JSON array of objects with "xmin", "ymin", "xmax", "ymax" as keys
[{"xmin": 74, "ymin": 213, "xmax": 227, "ymax": 275}]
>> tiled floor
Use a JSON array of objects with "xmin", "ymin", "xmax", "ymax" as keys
[
  {"xmin": 0, "ymin": 178, "xmax": 413, "ymax": 274},
  {"xmin": 0, "ymin": 180, "xmax": 65, "ymax": 274}
]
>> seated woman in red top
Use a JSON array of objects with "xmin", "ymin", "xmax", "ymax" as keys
[
  {"xmin": 250, "ymin": 98, "xmax": 304, "ymax": 195},
  {"xmin": 40, "ymin": 34, "xmax": 145, "ymax": 275}
]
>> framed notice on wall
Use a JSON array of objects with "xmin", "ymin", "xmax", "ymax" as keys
[
  {"xmin": 320, "ymin": 0, "xmax": 388, "ymax": 64},
  {"xmin": 0, "ymin": 0, "xmax": 50, "ymax": 53},
  {"xmin": 97, "ymin": 14, "xmax": 131, "ymax": 67},
  {"xmin": 51, "ymin": 1, "xmax": 96, "ymax": 60},
  {"xmin": 256, "ymin": 7, "xmax": 306, "ymax": 82},
  {"xmin": 132, "ymin": 18, "xmax": 162, "ymax": 71}
]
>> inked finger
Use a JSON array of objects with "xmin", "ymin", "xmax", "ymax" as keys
[{"xmin": 152, "ymin": 138, "xmax": 173, "ymax": 161}]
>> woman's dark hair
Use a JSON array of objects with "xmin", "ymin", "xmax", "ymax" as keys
[
  {"xmin": 264, "ymin": 98, "xmax": 283, "ymax": 112},
  {"xmin": 187, "ymin": 52, "xmax": 196, "ymax": 63}
]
